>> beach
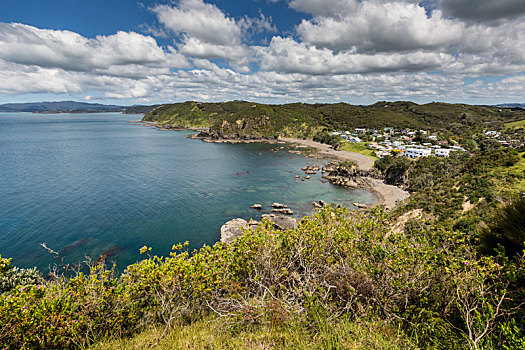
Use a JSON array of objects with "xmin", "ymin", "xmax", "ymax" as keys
[{"xmin": 281, "ymin": 137, "xmax": 409, "ymax": 210}]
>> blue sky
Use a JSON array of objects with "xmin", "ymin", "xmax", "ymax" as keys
[{"xmin": 0, "ymin": 0, "xmax": 524, "ymax": 105}]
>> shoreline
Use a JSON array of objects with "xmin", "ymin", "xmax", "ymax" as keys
[
  {"xmin": 135, "ymin": 121, "xmax": 409, "ymax": 210},
  {"xmin": 281, "ymin": 138, "xmax": 409, "ymax": 210}
]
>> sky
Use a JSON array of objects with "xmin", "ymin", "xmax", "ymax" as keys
[{"xmin": 0, "ymin": 0, "xmax": 524, "ymax": 106}]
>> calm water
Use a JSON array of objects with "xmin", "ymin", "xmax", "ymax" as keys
[{"xmin": 0, "ymin": 113, "xmax": 376, "ymax": 271}]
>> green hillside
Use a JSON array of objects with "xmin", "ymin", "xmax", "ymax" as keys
[{"xmin": 143, "ymin": 101, "xmax": 525, "ymax": 139}]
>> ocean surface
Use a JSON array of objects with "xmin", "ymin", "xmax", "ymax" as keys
[{"xmin": 0, "ymin": 112, "xmax": 377, "ymax": 271}]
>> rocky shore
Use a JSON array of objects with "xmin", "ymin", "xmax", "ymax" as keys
[
  {"xmin": 134, "ymin": 122, "xmax": 409, "ymax": 210},
  {"xmin": 189, "ymin": 130, "xmax": 283, "ymax": 144},
  {"xmin": 281, "ymin": 138, "xmax": 409, "ymax": 210}
]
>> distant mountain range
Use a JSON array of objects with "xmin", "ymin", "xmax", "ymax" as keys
[
  {"xmin": 0, "ymin": 101, "xmax": 125, "ymax": 113},
  {"xmin": 494, "ymin": 103, "xmax": 525, "ymax": 110}
]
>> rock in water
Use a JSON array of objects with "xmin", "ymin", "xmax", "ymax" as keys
[
  {"xmin": 271, "ymin": 208, "xmax": 294, "ymax": 215},
  {"xmin": 271, "ymin": 202, "xmax": 288, "ymax": 209},
  {"xmin": 262, "ymin": 214, "xmax": 296, "ymax": 230},
  {"xmin": 353, "ymin": 202, "xmax": 369, "ymax": 209},
  {"xmin": 220, "ymin": 218, "xmax": 248, "ymax": 243},
  {"xmin": 250, "ymin": 204, "xmax": 262, "ymax": 209}
]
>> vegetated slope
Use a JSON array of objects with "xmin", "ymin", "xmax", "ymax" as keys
[
  {"xmin": 122, "ymin": 105, "xmax": 161, "ymax": 115},
  {"xmin": 143, "ymin": 101, "xmax": 525, "ymax": 139},
  {"xmin": 375, "ymin": 147, "xmax": 525, "ymax": 235}
]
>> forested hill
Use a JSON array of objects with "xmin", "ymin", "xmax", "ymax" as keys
[{"xmin": 142, "ymin": 101, "xmax": 525, "ymax": 139}]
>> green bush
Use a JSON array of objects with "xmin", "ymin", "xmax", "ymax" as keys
[
  {"xmin": 1, "ymin": 206, "xmax": 523, "ymax": 348},
  {"xmin": 479, "ymin": 197, "xmax": 525, "ymax": 257}
]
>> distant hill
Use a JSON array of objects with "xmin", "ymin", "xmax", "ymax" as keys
[
  {"xmin": 0, "ymin": 101, "xmax": 125, "ymax": 113},
  {"xmin": 143, "ymin": 101, "xmax": 525, "ymax": 139},
  {"xmin": 494, "ymin": 103, "xmax": 525, "ymax": 110},
  {"xmin": 123, "ymin": 105, "xmax": 161, "ymax": 115}
]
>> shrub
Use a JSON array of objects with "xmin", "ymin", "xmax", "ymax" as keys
[{"xmin": 479, "ymin": 197, "xmax": 525, "ymax": 257}]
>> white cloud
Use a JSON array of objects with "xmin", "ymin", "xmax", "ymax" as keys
[
  {"xmin": 153, "ymin": 0, "xmax": 243, "ymax": 47},
  {"xmin": 153, "ymin": 0, "xmax": 256, "ymax": 71},
  {"xmin": 296, "ymin": 2, "xmax": 463, "ymax": 52},
  {"xmin": 0, "ymin": 1, "xmax": 524, "ymax": 105},
  {"xmin": 258, "ymin": 36, "xmax": 453, "ymax": 74},
  {"xmin": 0, "ymin": 23, "xmax": 190, "ymax": 76}
]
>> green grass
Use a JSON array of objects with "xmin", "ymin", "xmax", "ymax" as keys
[
  {"xmin": 490, "ymin": 151, "xmax": 525, "ymax": 192},
  {"xmin": 339, "ymin": 141, "xmax": 379, "ymax": 161},
  {"xmin": 505, "ymin": 119, "xmax": 525, "ymax": 129},
  {"xmin": 91, "ymin": 315, "xmax": 416, "ymax": 350}
]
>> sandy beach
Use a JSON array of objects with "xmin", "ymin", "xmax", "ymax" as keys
[{"xmin": 281, "ymin": 137, "xmax": 409, "ymax": 209}]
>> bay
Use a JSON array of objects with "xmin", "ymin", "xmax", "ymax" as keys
[{"xmin": 0, "ymin": 112, "xmax": 377, "ymax": 271}]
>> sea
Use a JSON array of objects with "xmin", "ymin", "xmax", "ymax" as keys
[{"xmin": 0, "ymin": 112, "xmax": 377, "ymax": 272}]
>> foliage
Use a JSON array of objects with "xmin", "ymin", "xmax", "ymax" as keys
[
  {"xmin": 312, "ymin": 132, "xmax": 341, "ymax": 148},
  {"xmin": 479, "ymin": 197, "xmax": 525, "ymax": 258},
  {"xmin": 1, "ymin": 205, "xmax": 524, "ymax": 348},
  {"xmin": 0, "ymin": 254, "xmax": 41, "ymax": 294},
  {"xmin": 142, "ymin": 101, "xmax": 525, "ymax": 140}
]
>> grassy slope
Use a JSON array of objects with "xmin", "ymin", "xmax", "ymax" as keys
[
  {"xmin": 505, "ymin": 119, "xmax": 525, "ymax": 129},
  {"xmin": 143, "ymin": 101, "xmax": 525, "ymax": 139},
  {"xmin": 339, "ymin": 141, "xmax": 379, "ymax": 161},
  {"xmin": 92, "ymin": 316, "xmax": 415, "ymax": 350},
  {"xmin": 489, "ymin": 150, "xmax": 525, "ymax": 193}
]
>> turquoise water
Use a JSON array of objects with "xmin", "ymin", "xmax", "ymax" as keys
[{"xmin": 0, "ymin": 113, "xmax": 376, "ymax": 271}]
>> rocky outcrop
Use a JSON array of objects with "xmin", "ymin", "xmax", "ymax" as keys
[
  {"xmin": 312, "ymin": 200, "xmax": 327, "ymax": 208},
  {"xmin": 220, "ymin": 219, "xmax": 248, "ymax": 243},
  {"xmin": 262, "ymin": 214, "xmax": 297, "ymax": 230},
  {"xmin": 322, "ymin": 161, "xmax": 369, "ymax": 189},
  {"xmin": 302, "ymin": 165, "xmax": 321, "ymax": 174}
]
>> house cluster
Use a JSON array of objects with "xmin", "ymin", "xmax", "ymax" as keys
[
  {"xmin": 484, "ymin": 130, "xmax": 524, "ymax": 147},
  {"xmin": 331, "ymin": 127, "xmax": 466, "ymax": 158}
]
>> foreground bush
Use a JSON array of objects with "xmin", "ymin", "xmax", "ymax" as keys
[{"xmin": 1, "ymin": 206, "xmax": 523, "ymax": 349}]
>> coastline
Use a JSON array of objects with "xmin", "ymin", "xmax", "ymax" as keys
[
  {"xmin": 135, "ymin": 121, "xmax": 409, "ymax": 210},
  {"xmin": 279, "ymin": 138, "xmax": 409, "ymax": 210}
]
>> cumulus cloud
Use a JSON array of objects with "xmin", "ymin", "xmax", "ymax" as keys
[
  {"xmin": 440, "ymin": 0, "xmax": 525, "ymax": 23},
  {"xmin": 0, "ymin": 23, "xmax": 190, "ymax": 76},
  {"xmin": 296, "ymin": 2, "xmax": 463, "ymax": 52},
  {"xmin": 0, "ymin": 0, "xmax": 524, "ymax": 105},
  {"xmin": 152, "ymin": 0, "xmax": 277, "ymax": 72},
  {"xmin": 258, "ymin": 36, "xmax": 453, "ymax": 74}
]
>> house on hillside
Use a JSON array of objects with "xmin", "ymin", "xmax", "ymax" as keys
[
  {"xmin": 404, "ymin": 147, "xmax": 431, "ymax": 158},
  {"xmin": 341, "ymin": 135, "xmax": 361, "ymax": 143},
  {"xmin": 434, "ymin": 148, "xmax": 450, "ymax": 157}
]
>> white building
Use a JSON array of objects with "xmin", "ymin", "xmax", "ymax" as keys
[
  {"xmin": 405, "ymin": 147, "xmax": 432, "ymax": 158},
  {"xmin": 341, "ymin": 135, "xmax": 361, "ymax": 143},
  {"xmin": 434, "ymin": 148, "xmax": 450, "ymax": 157},
  {"xmin": 355, "ymin": 128, "xmax": 367, "ymax": 134}
]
